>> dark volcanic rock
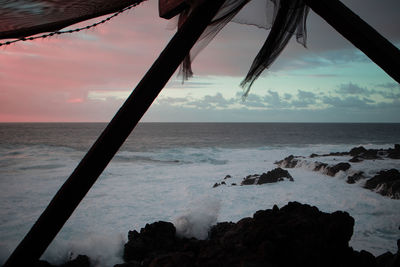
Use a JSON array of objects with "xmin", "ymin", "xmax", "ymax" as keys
[
  {"xmin": 241, "ymin": 174, "xmax": 258, "ymax": 185},
  {"xmin": 123, "ymin": 221, "xmax": 178, "ymax": 263},
  {"xmin": 275, "ymin": 155, "xmax": 299, "ymax": 168},
  {"xmin": 213, "ymin": 183, "xmax": 220, "ymax": 188},
  {"xmin": 314, "ymin": 161, "xmax": 328, "ymax": 172},
  {"xmin": 362, "ymin": 149, "xmax": 380, "ymax": 160},
  {"xmin": 119, "ymin": 202, "xmax": 399, "ymax": 267},
  {"xmin": 350, "ymin": 146, "xmax": 368, "ymax": 156},
  {"xmin": 208, "ymin": 221, "xmax": 235, "ymax": 240},
  {"xmin": 364, "ymin": 169, "xmax": 400, "ymax": 199},
  {"xmin": 306, "ymin": 145, "xmax": 400, "ymax": 162},
  {"xmin": 34, "ymin": 255, "xmax": 90, "ymax": 267},
  {"xmin": 309, "ymin": 151, "xmax": 349, "ymax": 158},
  {"xmin": 329, "ymin": 151, "xmax": 349, "ymax": 156},
  {"xmin": 347, "ymin": 171, "xmax": 365, "ymax": 184},
  {"xmin": 349, "ymin": 156, "xmax": 363, "ymax": 163},
  {"xmin": 61, "ymin": 256, "xmax": 90, "ymax": 267},
  {"xmin": 326, "ymin": 162, "xmax": 351, "ymax": 176},
  {"xmin": 388, "ymin": 144, "xmax": 400, "ymax": 159},
  {"xmin": 257, "ymin": 168, "xmax": 293, "ymax": 184},
  {"xmin": 241, "ymin": 168, "xmax": 293, "ymax": 185}
]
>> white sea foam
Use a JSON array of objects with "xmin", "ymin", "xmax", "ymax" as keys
[
  {"xmin": 44, "ymin": 234, "xmax": 126, "ymax": 267},
  {"xmin": 174, "ymin": 197, "xmax": 221, "ymax": 239},
  {"xmin": 1, "ymin": 143, "xmax": 400, "ymax": 266}
]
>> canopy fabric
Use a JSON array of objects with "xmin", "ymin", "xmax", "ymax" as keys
[
  {"xmin": 0, "ymin": 0, "xmax": 309, "ymax": 92},
  {"xmin": 0, "ymin": 0, "xmax": 145, "ymax": 39},
  {"xmin": 179, "ymin": 0, "xmax": 309, "ymax": 92}
]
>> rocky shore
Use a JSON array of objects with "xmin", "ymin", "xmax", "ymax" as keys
[
  {"xmin": 212, "ymin": 144, "xmax": 399, "ymax": 199},
  {"xmin": 36, "ymin": 202, "xmax": 399, "ymax": 267},
  {"xmin": 33, "ymin": 145, "xmax": 400, "ymax": 267},
  {"xmin": 274, "ymin": 144, "xmax": 400, "ymax": 199}
]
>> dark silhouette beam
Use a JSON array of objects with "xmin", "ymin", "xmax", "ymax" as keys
[
  {"xmin": 305, "ymin": 0, "xmax": 400, "ymax": 84},
  {"xmin": 3, "ymin": 0, "xmax": 225, "ymax": 266}
]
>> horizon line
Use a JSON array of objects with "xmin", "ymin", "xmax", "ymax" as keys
[{"xmin": 1, "ymin": 121, "xmax": 399, "ymax": 124}]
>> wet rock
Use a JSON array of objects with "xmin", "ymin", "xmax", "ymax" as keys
[
  {"xmin": 388, "ymin": 144, "xmax": 400, "ymax": 159},
  {"xmin": 352, "ymin": 250, "xmax": 377, "ymax": 267},
  {"xmin": 329, "ymin": 151, "xmax": 349, "ymax": 156},
  {"xmin": 123, "ymin": 221, "xmax": 178, "ymax": 263},
  {"xmin": 61, "ymin": 256, "xmax": 90, "ymax": 267},
  {"xmin": 257, "ymin": 168, "xmax": 293, "ymax": 184},
  {"xmin": 208, "ymin": 222, "xmax": 235, "ymax": 240},
  {"xmin": 347, "ymin": 172, "xmax": 365, "ymax": 184},
  {"xmin": 307, "ymin": 145, "xmax": 400, "ymax": 163},
  {"xmin": 241, "ymin": 168, "xmax": 293, "ymax": 185},
  {"xmin": 362, "ymin": 149, "xmax": 380, "ymax": 160},
  {"xmin": 309, "ymin": 151, "xmax": 349, "ymax": 158},
  {"xmin": 349, "ymin": 146, "xmax": 368, "ymax": 156},
  {"xmin": 213, "ymin": 176, "xmax": 231, "ymax": 188},
  {"xmin": 121, "ymin": 202, "xmax": 389, "ymax": 267},
  {"xmin": 314, "ymin": 162, "xmax": 328, "ymax": 172},
  {"xmin": 213, "ymin": 183, "xmax": 220, "ymax": 188},
  {"xmin": 326, "ymin": 162, "xmax": 351, "ymax": 176},
  {"xmin": 376, "ymin": 252, "xmax": 396, "ymax": 267},
  {"xmin": 34, "ymin": 261, "xmax": 56, "ymax": 267},
  {"xmin": 114, "ymin": 262, "xmax": 142, "ymax": 267},
  {"xmin": 34, "ymin": 255, "xmax": 90, "ymax": 267},
  {"xmin": 241, "ymin": 174, "xmax": 258, "ymax": 185},
  {"xmin": 275, "ymin": 155, "xmax": 299, "ymax": 168},
  {"xmin": 349, "ymin": 156, "xmax": 363, "ymax": 163},
  {"xmin": 364, "ymin": 169, "xmax": 400, "ymax": 199},
  {"xmin": 376, "ymin": 238, "xmax": 400, "ymax": 267}
]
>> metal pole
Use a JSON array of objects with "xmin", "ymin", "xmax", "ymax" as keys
[
  {"xmin": 4, "ymin": 0, "xmax": 225, "ymax": 265},
  {"xmin": 304, "ymin": 0, "xmax": 400, "ymax": 84}
]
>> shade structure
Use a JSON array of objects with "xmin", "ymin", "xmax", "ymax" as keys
[
  {"xmin": 0, "ymin": 0, "xmax": 145, "ymax": 39},
  {"xmin": 2, "ymin": 0, "xmax": 398, "ymax": 86},
  {"xmin": 2, "ymin": 0, "xmax": 227, "ymax": 265},
  {"xmin": 2, "ymin": 0, "xmax": 400, "ymax": 265}
]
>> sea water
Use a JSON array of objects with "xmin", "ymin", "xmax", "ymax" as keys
[{"xmin": 0, "ymin": 123, "xmax": 399, "ymax": 266}]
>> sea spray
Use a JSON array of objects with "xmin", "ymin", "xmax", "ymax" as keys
[
  {"xmin": 42, "ymin": 233, "xmax": 126, "ymax": 267},
  {"xmin": 174, "ymin": 196, "xmax": 221, "ymax": 239}
]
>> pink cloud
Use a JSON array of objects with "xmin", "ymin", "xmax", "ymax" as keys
[{"xmin": 67, "ymin": 98, "xmax": 85, "ymax": 103}]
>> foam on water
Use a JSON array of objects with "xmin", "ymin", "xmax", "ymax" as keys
[
  {"xmin": 174, "ymin": 196, "xmax": 221, "ymax": 239},
  {"xmin": 1, "ymin": 139, "xmax": 400, "ymax": 266}
]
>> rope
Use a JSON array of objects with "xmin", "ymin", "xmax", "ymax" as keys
[{"xmin": 0, "ymin": 1, "xmax": 144, "ymax": 47}]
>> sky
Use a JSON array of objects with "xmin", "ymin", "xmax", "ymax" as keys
[{"xmin": 0, "ymin": 0, "xmax": 399, "ymax": 123}]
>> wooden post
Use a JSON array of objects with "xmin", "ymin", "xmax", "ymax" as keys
[
  {"xmin": 304, "ymin": 0, "xmax": 400, "ymax": 84},
  {"xmin": 3, "ymin": 0, "xmax": 225, "ymax": 266},
  {"xmin": 159, "ymin": 0, "xmax": 189, "ymax": 19}
]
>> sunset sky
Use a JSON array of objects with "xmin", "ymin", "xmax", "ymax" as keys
[{"xmin": 1, "ymin": 0, "xmax": 399, "ymax": 122}]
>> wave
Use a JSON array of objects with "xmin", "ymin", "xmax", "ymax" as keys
[
  {"xmin": 19, "ymin": 164, "xmax": 66, "ymax": 171},
  {"xmin": 115, "ymin": 148, "xmax": 229, "ymax": 166},
  {"xmin": 1, "ymin": 143, "xmax": 400, "ymax": 266}
]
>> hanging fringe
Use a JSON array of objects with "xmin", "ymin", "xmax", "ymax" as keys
[
  {"xmin": 241, "ymin": 0, "xmax": 309, "ymax": 96},
  {"xmin": 178, "ymin": 0, "xmax": 251, "ymax": 80},
  {"xmin": 177, "ymin": 0, "xmax": 309, "ymax": 94}
]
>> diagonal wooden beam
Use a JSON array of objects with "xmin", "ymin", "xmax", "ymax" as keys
[
  {"xmin": 159, "ymin": 0, "xmax": 189, "ymax": 19},
  {"xmin": 304, "ymin": 0, "xmax": 400, "ymax": 84},
  {"xmin": 3, "ymin": 0, "xmax": 225, "ymax": 266}
]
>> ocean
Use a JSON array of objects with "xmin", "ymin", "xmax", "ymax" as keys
[{"xmin": 0, "ymin": 123, "xmax": 399, "ymax": 266}]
